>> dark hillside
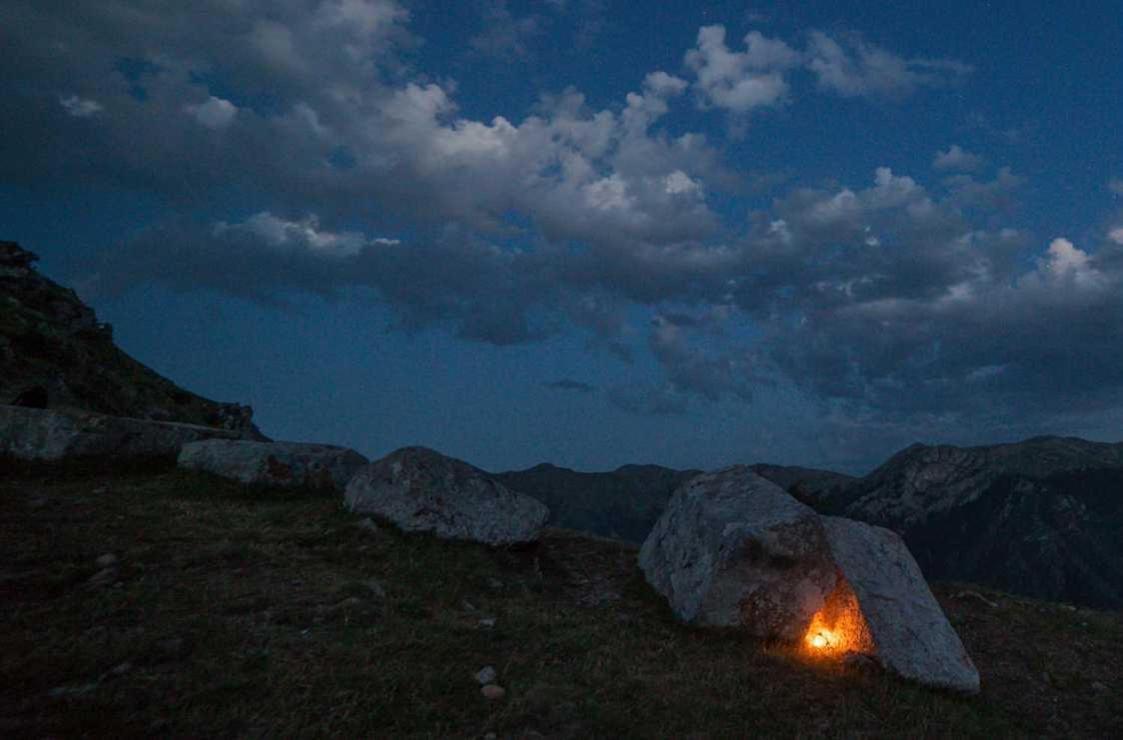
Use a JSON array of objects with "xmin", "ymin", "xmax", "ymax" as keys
[
  {"xmin": 1, "ymin": 461, "xmax": 1120, "ymax": 737},
  {"xmin": 493, "ymin": 463, "xmax": 700, "ymax": 543},
  {"xmin": 0, "ymin": 241, "xmax": 263, "ymax": 437},
  {"xmin": 832, "ymin": 437, "xmax": 1123, "ymax": 609}
]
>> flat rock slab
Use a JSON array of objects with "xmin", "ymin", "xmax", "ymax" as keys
[
  {"xmin": 344, "ymin": 447, "xmax": 549, "ymax": 546},
  {"xmin": 0, "ymin": 405, "xmax": 242, "ymax": 461},
  {"xmin": 639, "ymin": 466, "xmax": 837, "ymax": 639},
  {"xmin": 178, "ymin": 439, "xmax": 368, "ymax": 493},
  {"xmin": 822, "ymin": 516, "xmax": 981, "ymax": 693}
]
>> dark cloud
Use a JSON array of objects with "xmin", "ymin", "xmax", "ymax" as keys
[
  {"xmin": 544, "ymin": 379, "xmax": 596, "ymax": 393},
  {"xmin": 606, "ymin": 384, "xmax": 688, "ymax": 416},
  {"xmin": 7, "ymin": 1, "xmax": 1123, "ymax": 441}
]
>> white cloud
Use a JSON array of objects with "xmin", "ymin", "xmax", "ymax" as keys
[
  {"xmin": 664, "ymin": 170, "xmax": 702, "ymax": 196},
  {"xmin": 59, "ymin": 94, "xmax": 103, "ymax": 118},
  {"xmin": 933, "ymin": 144, "xmax": 984, "ymax": 172},
  {"xmin": 185, "ymin": 96, "xmax": 238, "ymax": 129},
  {"xmin": 685, "ymin": 25, "xmax": 797, "ymax": 113},
  {"xmin": 214, "ymin": 212, "xmax": 393, "ymax": 258},
  {"xmin": 807, "ymin": 31, "xmax": 971, "ymax": 99},
  {"xmin": 1040, "ymin": 237, "xmax": 1103, "ymax": 289},
  {"xmin": 1110, "ymin": 178, "xmax": 1123, "ymax": 196},
  {"xmin": 1109, "ymin": 227, "xmax": 1123, "ymax": 245}
]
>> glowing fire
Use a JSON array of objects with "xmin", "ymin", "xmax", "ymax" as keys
[{"xmin": 802, "ymin": 577, "xmax": 875, "ymax": 657}]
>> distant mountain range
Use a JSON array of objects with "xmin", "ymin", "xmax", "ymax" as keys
[
  {"xmin": 493, "ymin": 463, "xmax": 701, "ymax": 543},
  {"xmin": 498, "ymin": 437, "xmax": 1123, "ymax": 609}
]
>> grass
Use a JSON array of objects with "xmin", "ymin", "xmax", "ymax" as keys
[{"xmin": 1, "ymin": 459, "xmax": 1120, "ymax": 737}]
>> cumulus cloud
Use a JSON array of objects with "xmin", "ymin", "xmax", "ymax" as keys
[
  {"xmin": 933, "ymin": 144, "xmax": 984, "ymax": 172},
  {"xmin": 10, "ymin": 1, "xmax": 1123, "ymax": 438},
  {"xmin": 185, "ymin": 96, "xmax": 238, "ymax": 129},
  {"xmin": 806, "ymin": 30, "xmax": 971, "ymax": 99},
  {"xmin": 1109, "ymin": 227, "xmax": 1123, "ymax": 245},
  {"xmin": 59, "ymin": 95, "xmax": 103, "ymax": 117},
  {"xmin": 685, "ymin": 25, "xmax": 799, "ymax": 113},
  {"xmin": 1110, "ymin": 177, "xmax": 1123, "ymax": 196}
]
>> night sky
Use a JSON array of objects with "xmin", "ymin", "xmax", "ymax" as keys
[{"xmin": 3, "ymin": 1, "xmax": 1122, "ymax": 474}]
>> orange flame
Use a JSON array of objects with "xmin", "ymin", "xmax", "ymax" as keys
[{"xmin": 803, "ymin": 576, "xmax": 875, "ymax": 657}]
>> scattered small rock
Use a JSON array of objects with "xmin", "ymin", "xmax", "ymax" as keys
[
  {"xmin": 954, "ymin": 590, "xmax": 998, "ymax": 608},
  {"xmin": 1060, "ymin": 604, "xmax": 1077, "ymax": 612},
  {"xmin": 28, "ymin": 495, "xmax": 49, "ymax": 509},
  {"xmin": 481, "ymin": 684, "xmax": 506, "ymax": 700},
  {"xmin": 1092, "ymin": 681, "xmax": 1108, "ymax": 692},
  {"xmin": 478, "ymin": 617, "xmax": 496, "ymax": 629},
  {"xmin": 487, "ymin": 578, "xmax": 503, "ymax": 591},
  {"xmin": 48, "ymin": 682, "xmax": 99, "ymax": 698},
  {"xmin": 326, "ymin": 597, "xmax": 363, "ymax": 613},
  {"xmin": 475, "ymin": 666, "xmax": 497, "ymax": 685},
  {"xmin": 87, "ymin": 567, "xmax": 117, "ymax": 588},
  {"xmin": 462, "ymin": 599, "xmax": 477, "ymax": 612},
  {"xmin": 363, "ymin": 579, "xmax": 386, "ymax": 599},
  {"xmin": 95, "ymin": 553, "xmax": 119, "ymax": 568},
  {"xmin": 484, "ymin": 733, "xmax": 497, "ymax": 740},
  {"xmin": 92, "ymin": 486, "xmax": 109, "ymax": 495}
]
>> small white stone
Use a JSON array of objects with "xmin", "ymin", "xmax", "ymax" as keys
[
  {"xmin": 475, "ymin": 666, "xmax": 497, "ymax": 685},
  {"xmin": 95, "ymin": 553, "xmax": 119, "ymax": 568},
  {"xmin": 481, "ymin": 684, "xmax": 506, "ymax": 700},
  {"xmin": 478, "ymin": 617, "xmax": 496, "ymax": 628}
]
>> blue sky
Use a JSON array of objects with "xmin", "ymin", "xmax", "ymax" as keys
[{"xmin": 2, "ymin": 1, "xmax": 1122, "ymax": 474}]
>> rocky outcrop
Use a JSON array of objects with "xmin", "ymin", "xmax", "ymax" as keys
[
  {"xmin": 837, "ymin": 436, "xmax": 1123, "ymax": 528},
  {"xmin": 832, "ymin": 436, "xmax": 1123, "ymax": 608},
  {"xmin": 178, "ymin": 439, "xmax": 368, "ymax": 492},
  {"xmin": 0, "ymin": 240, "xmax": 266, "ymax": 439},
  {"xmin": 638, "ymin": 466, "xmax": 837, "ymax": 639},
  {"xmin": 820, "ymin": 516, "xmax": 980, "ymax": 693},
  {"xmin": 344, "ymin": 447, "xmax": 550, "ymax": 545},
  {"xmin": 0, "ymin": 405, "xmax": 243, "ymax": 461}
]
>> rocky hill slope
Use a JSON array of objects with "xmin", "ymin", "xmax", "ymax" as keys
[
  {"xmin": 829, "ymin": 437, "xmax": 1123, "ymax": 608},
  {"xmin": 0, "ymin": 240, "xmax": 264, "ymax": 438}
]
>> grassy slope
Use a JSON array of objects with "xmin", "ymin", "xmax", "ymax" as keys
[{"xmin": 1, "ymin": 461, "xmax": 1120, "ymax": 738}]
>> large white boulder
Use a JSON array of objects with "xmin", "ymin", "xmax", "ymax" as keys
[
  {"xmin": 639, "ymin": 466, "xmax": 837, "ymax": 639},
  {"xmin": 344, "ymin": 447, "xmax": 549, "ymax": 545},
  {"xmin": 820, "ymin": 516, "xmax": 981, "ymax": 693},
  {"xmin": 177, "ymin": 439, "xmax": 368, "ymax": 493},
  {"xmin": 0, "ymin": 405, "xmax": 242, "ymax": 461}
]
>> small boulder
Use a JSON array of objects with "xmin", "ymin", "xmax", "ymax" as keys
[
  {"xmin": 821, "ymin": 516, "xmax": 981, "ymax": 693},
  {"xmin": 481, "ymin": 684, "xmax": 506, "ymax": 700},
  {"xmin": 344, "ymin": 447, "xmax": 549, "ymax": 545},
  {"xmin": 177, "ymin": 439, "xmax": 368, "ymax": 493},
  {"xmin": 475, "ymin": 666, "xmax": 497, "ymax": 685},
  {"xmin": 639, "ymin": 466, "xmax": 837, "ymax": 639},
  {"xmin": 95, "ymin": 553, "xmax": 119, "ymax": 568}
]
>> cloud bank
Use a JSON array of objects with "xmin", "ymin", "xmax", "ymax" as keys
[{"xmin": 4, "ymin": 2, "xmax": 1122, "ymax": 443}]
